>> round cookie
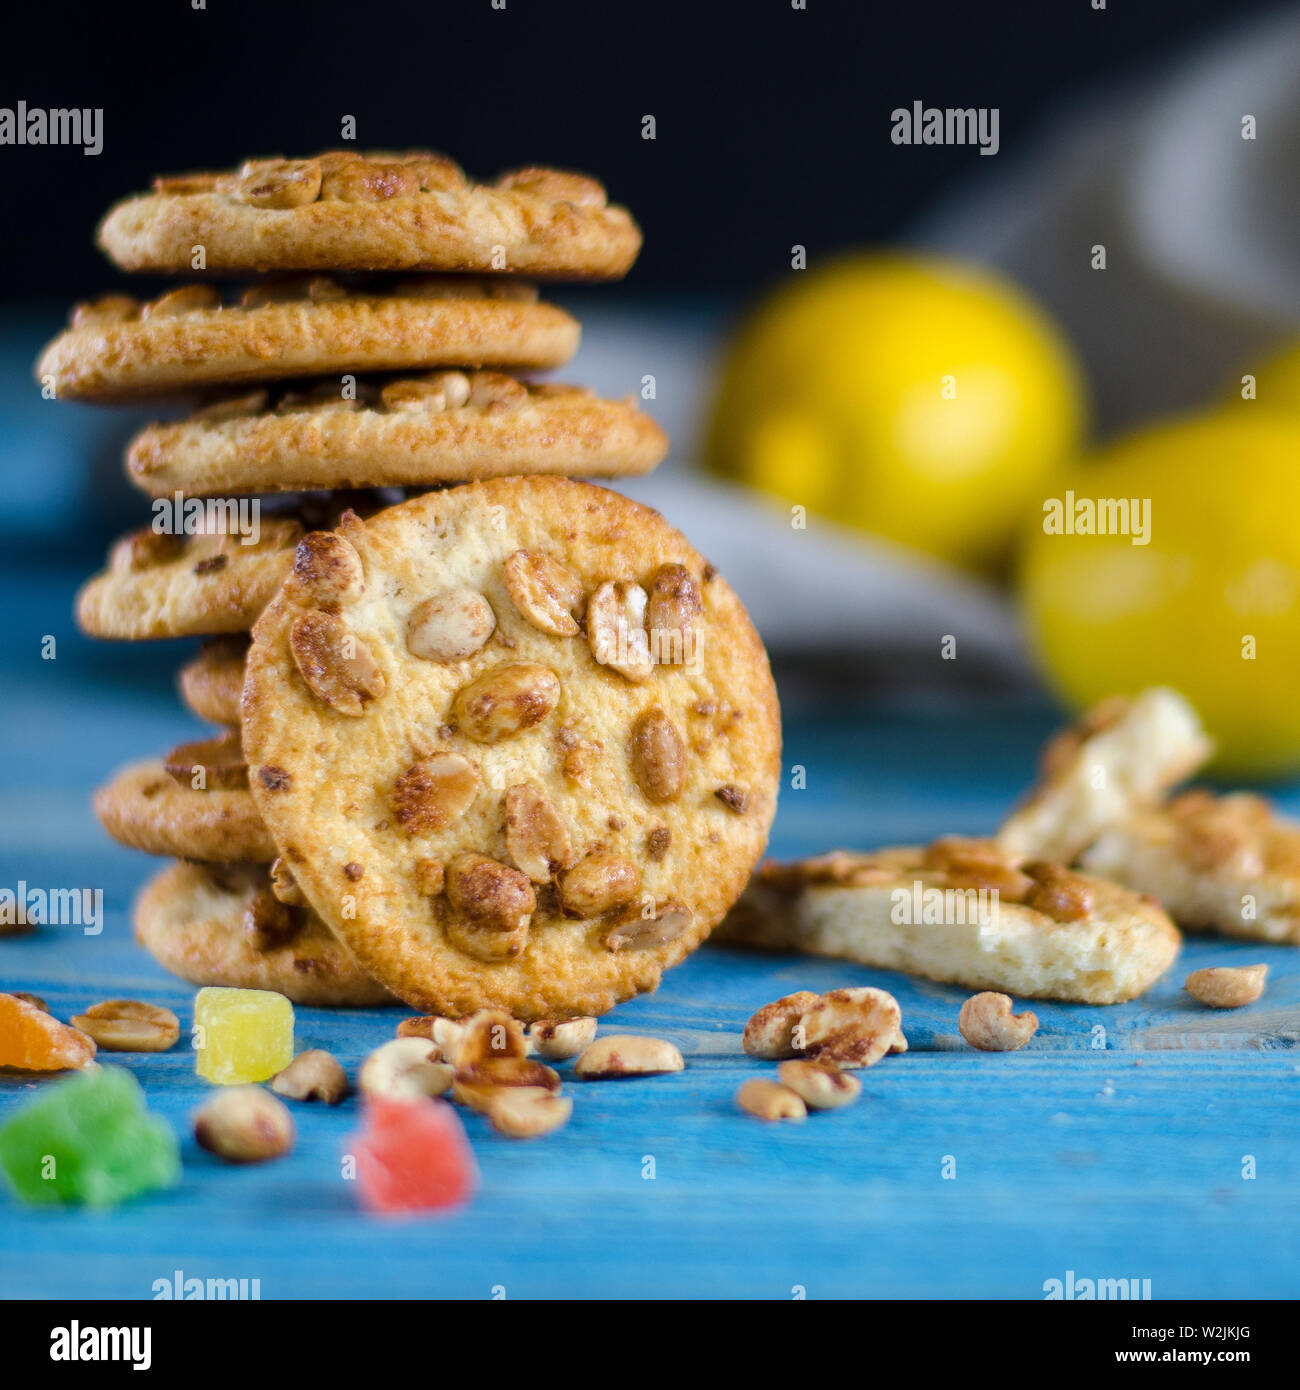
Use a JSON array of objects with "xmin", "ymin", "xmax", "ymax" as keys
[
  {"xmin": 77, "ymin": 491, "xmax": 399, "ymax": 640},
  {"xmin": 37, "ymin": 277, "xmax": 578, "ymax": 403},
  {"xmin": 94, "ymin": 758, "xmax": 275, "ymax": 863},
  {"xmin": 242, "ymin": 477, "xmax": 782, "ymax": 1020},
  {"xmin": 97, "ymin": 152, "xmax": 641, "ymax": 280},
  {"xmin": 77, "ymin": 514, "xmax": 302, "ymax": 640},
  {"xmin": 126, "ymin": 374, "xmax": 668, "ymax": 498},
  {"xmin": 178, "ymin": 637, "xmax": 249, "ymax": 726},
  {"xmin": 135, "ymin": 860, "xmax": 394, "ymax": 1007}
]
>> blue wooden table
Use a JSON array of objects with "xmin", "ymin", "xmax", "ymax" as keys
[{"xmin": 2, "ymin": 562, "xmax": 1297, "ymax": 1300}]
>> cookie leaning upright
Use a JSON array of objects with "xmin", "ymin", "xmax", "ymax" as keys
[
  {"xmin": 96, "ymin": 153, "xmax": 642, "ymax": 279},
  {"xmin": 242, "ymin": 477, "xmax": 782, "ymax": 1019}
]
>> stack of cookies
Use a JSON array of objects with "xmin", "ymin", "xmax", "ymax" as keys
[{"xmin": 40, "ymin": 151, "xmax": 782, "ymax": 1020}]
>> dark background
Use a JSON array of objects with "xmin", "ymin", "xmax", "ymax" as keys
[{"xmin": 0, "ymin": 0, "xmax": 1285, "ymax": 300}]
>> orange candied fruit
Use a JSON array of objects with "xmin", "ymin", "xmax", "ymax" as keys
[{"xmin": 0, "ymin": 992, "xmax": 97, "ymax": 1071}]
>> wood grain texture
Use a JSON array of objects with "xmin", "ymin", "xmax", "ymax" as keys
[{"xmin": 1, "ymin": 598, "xmax": 1298, "ymax": 1298}]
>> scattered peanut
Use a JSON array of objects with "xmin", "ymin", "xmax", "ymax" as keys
[
  {"xmin": 486, "ymin": 1087, "xmax": 573, "ymax": 1139},
  {"xmin": 358, "ymin": 1037, "xmax": 453, "ymax": 1099},
  {"xmin": 800, "ymin": 987, "xmax": 901, "ymax": 1070},
  {"xmin": 526, "ymin": 1016, "xmax": 597, "ymax": 1060},
  {"xmin": 194, "ymin": 1087, "xmax": 295, "ymax": 1163},
  {"xmin": 1185, "ymin": 965, "xmax": 1268, "ymax": 1010},
  {"xmin": 958, "ymin": 992, "xmax": 1039, "ymax": 1051},
  {"xmin": 742, "ymin": 992, "xmax": 822, "ymax": 1059},
  {"xmin": 70, "ymin": 1000, "xmax": 180, "ymax": 1053},
  {"xmin": 454, "ymin": 1009, "xmax": 527, "ymax": 1067},
  {"xmin": 454, "ymin": 1058, "xmax": 561, "ymax": 1112},
  {"xmin": 574, "ymin": 1035, "xmax": 684, "ymax": 1079},
  {"xmin": 778, "ymin": 1060, "xmax": 861, "ymax": 1110},
  {"xmin": 271, "ymin": 1049, "xmax": 349, "ymax": 1104},
  {"xmin": 736, "ymin": 1078, "xmax": 805, "ymax": 1122}
]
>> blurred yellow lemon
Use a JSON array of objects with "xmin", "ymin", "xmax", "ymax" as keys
[
  {"xmin": 1226, "ymin": 339, "xmax": 1300, "ymax": 415},
  {"xmin": 706, "ymin": 253, "xmax": 1085, "ymax": 573},
  {"xmin": 1019, "ymin": 412, "xmax": 1300, "ymax": 778}
]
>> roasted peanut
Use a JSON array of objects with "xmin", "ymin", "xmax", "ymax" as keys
[
  {"xmin": 574, "ymin": 1035, "xmax": 684, "ymax": 1079},
  {"xmin": 288, "ymin": 531, "xmax": 364, "ymax": 612},
  {"xmin": 452, "ymin": 662, "xmax": 560, "ymax": 742},
  {"xmin": 194, "ymin": 1087, "xmax": 295, "ymax": 1163},
  {"xmin": 736, "ymin": 1078, "xmax": 806, "ymax": 1121},
  {"xmin": 70, "ymin": 1000, "xmax": 179, "ymax": 1053},
  {"xmin": 603, "ymin": 899, "xmax": 693, "ymax": 951},
  {"xmin": 778, "ymin": 1060, "xmax": 861, "ymax": 1110},
  {"xmin": 271, "ymin": 1049, "xmax": 349, "ymax": 1104},
  {"xmin": 628, "ymin": 708, "xmax": 687, "ymax": 802},
  {"xmin": 407, "ymin": 587, "xmax": 496, "ymax": 662},
  {"xmin": 742, "ymin": 992, "xmax": 822, "ymax": 1059},
  {"xmin": 485, "ymin": 1087, "xmax": 573, "ymax": 1138},
  {"xmin": 558, "ymin": 853, "xmax": 641, "ymax": 918},
  {"xmin": 1185, "ymin": 965, "xmax": 1268, "ymax": 1009},
  {"xmin": 503, "ymin": 550, "xmax": 585, "ymax": 637},
  {"xmin": 358, "ymin": 1038, "xmax": 453, "ymax": 1099},
  {"xmin": 958, "ymin": 993, "xmax": 1039, "ymax": 1051},
  {"xmin": 504, "ymin": 783, "xmax": 573, "ymax": 881},
  {"xmin": 390, "ymin": 754, "xmax": 479, "ymax": 834},
  {"xmin": 800, "ymin": 987, "xmax": 902, "ymax": 1070},
  {"xmin": 289, "ymin": 611, "xmax": 385, "ymax": 716},
  {"xmin": 526, "ymin": 1016, "xmax": 597, "ymax": 1060},
  {"xmin": 587, "ymin": 580, "xmax": 652, "ymax": 682},
  {"xmin": 232, "ymin": 157, "xmax": 322, "ymax": 208}
]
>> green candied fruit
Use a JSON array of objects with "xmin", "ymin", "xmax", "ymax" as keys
[{"xmin": 0, "ymin": 1065, "xmax": 180, "ymax": 1208}]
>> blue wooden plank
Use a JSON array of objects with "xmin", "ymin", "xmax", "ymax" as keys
[{"xmin": 2, "ymin": 569, "xmax": 1300, "ymax": 1298}]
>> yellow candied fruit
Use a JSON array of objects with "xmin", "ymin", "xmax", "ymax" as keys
[{"xmin": 194, "ymin": 987, "xmax": 294, "ymax": 1085}]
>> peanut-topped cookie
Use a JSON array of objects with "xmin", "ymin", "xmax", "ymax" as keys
[
  {"xmin": 135, "ymin": 861, "xmax": 394, "ymax": 1007},
  {"xmin": 125, "ymin": 374, "xmax": 668, "ymax": 497},
  {"xmin": 97, "ymin": 152, "xmax": 642, "ymax": 280},
  {"xmin": 77, "ymin": 492, "xmax": 399, "ymax": 640},
  {"xmin": 242, "ymin": 477, "xmax": 781, "ymax": 1019},
  {"xmin": 37, "ymin": 277, "xmax": 578, "ymax": 403},
  {"xmin": 179, "ymin": 637, "xmax": 249, "ymax": 726},
  {"xmin": 94, "ymin": 752, "xmax": 275, "ymax": 864},
  {"xmin": 716, "ymin": 836, "xmax": 1181, "ymax": 1005},
  {"xmin": 997, "ymin": 687, "xmax": 1211, "ymax": 864},
  {"xmin": 1082, "ymin": 790, "xmax": 1300, "ymax": 944},
  {"xmin": 78, "ymin": 515, "xmax": 303, "ymax": 640}
]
